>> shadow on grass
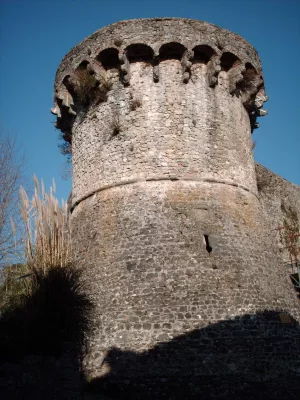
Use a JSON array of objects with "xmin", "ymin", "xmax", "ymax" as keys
[
  {"xmin": 0, "ymin": 265, "xmax": 93, "ymax": 399},
  {"xmin": 85, "ymin": 311, "xmax": 300, "ymax": 400}
]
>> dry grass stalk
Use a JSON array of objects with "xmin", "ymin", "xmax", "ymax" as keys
[
  {"xmin": 99, "ymin": 72, "xmax": 113, "ymax": 92},
  {"xmin": 19, "ymin": 176, "xmax": 71, "ymax": 275},
  {"xmin": 73, "ymin": 69, "xmax": 98, "ymax": 104},
  {"xmin": 114, "ymin": 39, "xmax": 123, "ymax": 47},
  {"xmin": 130, "ymin": 98, "xmax": 142, "ymax": 111},
  {"xmin": 111, "ymin": 115, "xmax": 121, "ymax": 137},
  {"xmin": 73, "ymin": 68, "xmax": 112, "ymax": 106},
  {"xmin": 0, "ymin": 134, "xmax": 26, "ymax": 266}
]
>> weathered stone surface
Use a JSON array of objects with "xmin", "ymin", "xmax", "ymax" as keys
[
  {"xmin": 256, "ymin": 163, "xmax": 300, "ymax": 265},
  {"xmin": 52, "ymin": 18, "xmax": 300, "ymax": 397},
  {"xmin": 52, "ymin": 18, "xmax": 267, "ymax": 137}
]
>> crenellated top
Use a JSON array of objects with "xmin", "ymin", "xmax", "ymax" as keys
[{"xmin": 52, "ymin": 18, "xmax": 268, "ymax": 136}]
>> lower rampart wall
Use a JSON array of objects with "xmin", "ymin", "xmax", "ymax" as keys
[
  {"xmin": 71, "ymin": 180, "xmax": 300, "ymax": 384},
  {"xmin": 256, "ymin": 163, "xmax": 300, "ymax": 265}
]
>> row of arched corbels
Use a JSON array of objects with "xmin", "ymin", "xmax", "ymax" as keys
[{"xmin": 52, "ymin": 42, "xmax": 268, "ymax": 133}]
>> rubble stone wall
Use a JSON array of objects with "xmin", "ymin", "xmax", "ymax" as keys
[
  {"xmin": 256, "ymin": 163, "xmax": 300, "ymax": 264},
  {"xmin": 52, "ymin": 18, "xmax": 300, "ymax": 395}
]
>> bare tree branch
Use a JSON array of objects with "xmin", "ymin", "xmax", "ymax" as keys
[{"xmin": 0, "ymin": 134, "xmax": 26, "ymax": 266}]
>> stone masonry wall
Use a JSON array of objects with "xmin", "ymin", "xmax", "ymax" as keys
[
  {"xmin": 256, "ymin": 163, "xmax": 300, "ymax": 265},
  {"xmin": 71, "ymin": 56, "xmax": 256, "ymax": 205},
  {"xmin": 72, "ymin": 181, "xmax": 300, "ymax": 378},
  {"xmin": 53, "ymin": 18, "xmax": 300, "ymax": 397}
]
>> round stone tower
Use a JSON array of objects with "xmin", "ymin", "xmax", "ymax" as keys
[{"xmin": 52, "ymin": 19, "xmax": 300, "ymax": 396}]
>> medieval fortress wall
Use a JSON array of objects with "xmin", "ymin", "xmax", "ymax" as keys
[
  {"xmin": 256, "ymin": 163, "xmax": 300, "ymax": 264},
  {"xmin": 53, "ymin": 18, "xmax": 300, "ymax": 387}
]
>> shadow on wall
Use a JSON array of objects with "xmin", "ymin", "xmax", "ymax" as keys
[
  {"xmin": 1, "ymin": 268, "xmax": 300, "ymax": 400},
  {"xmin": 86, "ymin": 311, "xmax": 300, "ymax": 400},
  {"xmin": 0, "ymin": 266, "xmax": 93, "ymax": 400}
]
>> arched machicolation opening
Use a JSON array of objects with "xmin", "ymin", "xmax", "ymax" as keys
[
  {"xmin": 159, "ymin": 42, "xmax": 186, "ymax": 61},
  {"xmin": 193, "ymin": 45, "xmax": 216, "ymax": 64},
  {"xmin": 220, "ymin": 52, "xmax": 240, "ymax": 71},
  {"xmin": 72, "ymin": 62, "xmax": 99, "ymax": 106},
  {"xmin": 76, "ymin": 60, "xmax": 91, "ymax": 72},
  {"xmin": 97, "ymin": 48, "xmax": 120, "ymax": 70},
  {"xmin": 126, "ymin": 43, "xmax": 154, "ymax": 63},
  {"xmin": 62, "ymin": 75, "xmax": 76, "ymax": 98},
  {"xmin": 236, "ymin": 63, "xmax": 259, "ymax": 95},
  {"xmin": 243, "ymin": 62, "xmax": 258, "ymax": 83},
  {"xmin": 55, "ymin": 96, "xmax": 76, "ymax": 136}
]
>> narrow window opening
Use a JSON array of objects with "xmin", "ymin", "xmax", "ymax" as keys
[{"xmin": 204, "ymin": 234, "xmax": 212, "ymax": 254}]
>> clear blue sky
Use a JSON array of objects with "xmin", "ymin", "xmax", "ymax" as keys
[{"xmin": 0, "ymin": 0, "xmax": 299, "ymax": 203}]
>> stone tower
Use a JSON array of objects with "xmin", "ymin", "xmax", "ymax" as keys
[{"xmin": 52, "ymin": 19, "xmax": 300, "ymax": 397}]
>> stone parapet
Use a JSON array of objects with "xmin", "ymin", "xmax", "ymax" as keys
[{"xmin": 52, "ymin": 18, "xmax": 267, "ymax": 138}]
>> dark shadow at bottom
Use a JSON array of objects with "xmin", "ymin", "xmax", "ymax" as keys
[{"xmin": 85, "ymin": 311, "xmax": 300, "ymax": 400}]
